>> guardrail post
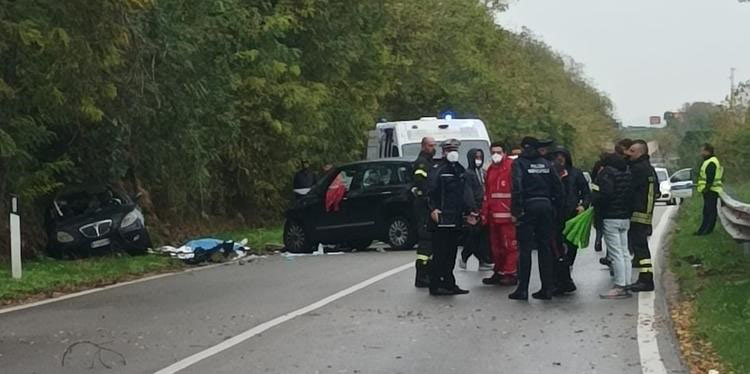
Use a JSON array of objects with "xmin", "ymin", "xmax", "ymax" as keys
[{"xmin": 9, "ymin": 194, "xmax": 22, "ymax": 279}]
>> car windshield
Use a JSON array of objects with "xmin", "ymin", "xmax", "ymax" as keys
[
  {"xmin": 401, "ymin": 140, "xmax": 491, "ymax": 167},
  {"xmin": 52, "ymin": 188, "xmax": 127, "ymax": 220},
  {"xmin": 656, "ymin": 170, "xmax": 668, "ymax": 182}
]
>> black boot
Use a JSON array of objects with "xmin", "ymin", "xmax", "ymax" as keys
[
  {"xmin": 629, "ymin": 272, "xmax": 655, "ymax": 292},
  {"xmin": 532, "ymin": 289, "xmax": 553, "ymax": 300},
  {"xmin": 509, "ymin": 288, "xmax": 528, "ymax": 300},
  {"xmin": 415, "ymin": 261, "xmax": 430, "ymax": 288}
]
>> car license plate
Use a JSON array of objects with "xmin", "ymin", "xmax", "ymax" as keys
[{"xmin": 91, "ymin": 238, "xmax": 111, "ymax": 248}]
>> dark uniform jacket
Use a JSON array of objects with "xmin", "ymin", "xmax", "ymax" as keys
[
  {"xmin": 592, "ymin": 154, "xmax": 633, "ymax": 220},
  {"xmin": 427, "ymin": 159, "xmax": 476, "ymax": 229},
  {"xmin": 629, "ymin": 154, "xmax": 659, "ymax": 228},
  {"xmin": 412, "ymin": 151, "xmax": 434, "ymax": 197},
  {"xmin": 557, "ymin": 148, "xmax": 592, "ymax": 220},
  {"xmin": 511, "ymin": 148, "xmax": 564, "ymax": 218}
]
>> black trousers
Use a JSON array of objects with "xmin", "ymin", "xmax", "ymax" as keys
[
  {"xmin": 461, "ymin": 226, "xmax": 491, "ymax": 263},
  {"xmin": 698, "ymin": 191, "xmax": 719, "ymax": 235},
  {"xmin": 430, "ymin": 230, "xmax": 460, "ymax": 290},
  {"xmin": 516, "ymin": 200, "xmax": 555, "ymax": 292},
  {"xmin": 414, "ymin": 198, "xmax": 432, "ymax": 260},
  {"xmin": 629, "ymin": 222, "xmax": 652, "ymax": 262}
]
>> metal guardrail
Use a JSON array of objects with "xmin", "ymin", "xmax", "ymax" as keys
[{"xmin": 718, "ymin": 190, "xmax": 750, "ymax": 255}]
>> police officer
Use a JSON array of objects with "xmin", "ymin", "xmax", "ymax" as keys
[
  {"xmin": 412, "ymin": 137, "xmax": 437, "ymax": 288},
  {"xmin": 695, "ymin": 143, "xmax": 723, "ymax": 236},
  {"xmin": 625, "ymin": 140, "xmax": 659, "ymax": 292},
  {"xmin": 427, "ymin": 139, "xmax": 476, "ymax": 296},
  {"xmin": 509, "ymin": 137, "xmax": 563, "ymax": 301}
]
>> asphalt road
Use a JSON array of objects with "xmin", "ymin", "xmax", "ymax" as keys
[{"xmin": 0, "ymin": 207, "xmax": 686, "ymax": 374}]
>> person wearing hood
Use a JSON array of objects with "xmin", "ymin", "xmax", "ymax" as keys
[
  {"xmin": 508, "ymin": 137, "xmax": 563, "ymax": 301},
  {"xmin": 293, "ymin": 159, "xmax": 317, "ymax": 200},
  {"xmin": 481, "ymin": 142, "xmax": 519, "ymax": 286},
  {"xmin": 426, "ymin": 139, "xmax": 477, "ymax": 296},
  {"xmin": 459, "ymin": 148, "xmax": 494, "ymax": 271},
  {"xmin": 624, "ymin": 140, "xmax": 660, "ymax": 293},
  {"xmin": 593, "ymin": 153, "xmax": 634, "ymax": 299},
  {"xmin": 550, "ymin": 146, "xmax": 591, "ymax": 294}
]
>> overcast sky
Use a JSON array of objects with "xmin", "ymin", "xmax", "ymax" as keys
[{"xmin": 496, "ymin": 0, "xmax": 750, "ymax": 127}]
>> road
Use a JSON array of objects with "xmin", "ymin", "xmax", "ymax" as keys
[{"xmin": 0, "ymin": 207, "xmax": 687, "ymax": 374}]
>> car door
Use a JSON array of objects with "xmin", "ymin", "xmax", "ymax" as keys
[
  {"xmin": 312, "ymin": 166, "xmax": 361, "ymax": 243},
  {"xmin": 344, "ymin": 163, "xmax": 398, "ymax": 239},
  {"xmin": 670, "ymin": 168, "xmax": 694, "ymax": 199}
]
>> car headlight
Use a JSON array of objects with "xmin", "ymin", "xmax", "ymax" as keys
[
  {"xmin": 121, "ymin": 210, "xmax": 143, "ymax": 228},
  {"xmin": 56, "ymin": 231, "xmax": 75, "ymax": 243}
]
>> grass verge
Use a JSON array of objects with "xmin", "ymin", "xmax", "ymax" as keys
[
  {"xmin": 215, "ymin": 226, "xmax": 283, "ymax": 253},
  {"xmin": 0, "ymin": 255, "xmax": 182, "ymax": 305},
  {"xmin": 669, "ymin": 185, "xmax": 750, "ymax": 373}
]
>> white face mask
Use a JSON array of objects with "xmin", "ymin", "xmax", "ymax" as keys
[
  {"xmin": 474, "ymin": 159, "xmax": 483, "ymax": 167},
  {"xmin": 446, "ymin": 151, "xmax": 460, "ymax": 163},
  {"xmin": 491, "ymin": 153, "xmax": 503, "ymax": 164}
]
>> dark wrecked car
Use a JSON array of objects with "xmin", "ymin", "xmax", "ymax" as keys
[
  {"xmin": 283, "ymin": 159, "xmax": 418, "ymax": 253},
  {"xmin": 45, "ymin": 185, "xmax": 152, "ymax": 258}
]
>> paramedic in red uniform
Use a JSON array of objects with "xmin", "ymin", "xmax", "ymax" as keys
[{"xmin": 481, "ymin": 142, "xmax": 519, "ymax": 286}]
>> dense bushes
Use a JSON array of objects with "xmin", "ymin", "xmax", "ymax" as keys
[{"xmin": 0, "ymin": 0, "xmax": 616, "ymax": 254}]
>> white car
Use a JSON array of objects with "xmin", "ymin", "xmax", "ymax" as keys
[{"xmin": 655, "ymin": 167, "xmax": 694, "ymax": 205}]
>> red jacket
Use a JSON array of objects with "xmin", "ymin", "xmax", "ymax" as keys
[{"xmin": 481, "ymin": 157, "xmax": 514, "ymax": 224}]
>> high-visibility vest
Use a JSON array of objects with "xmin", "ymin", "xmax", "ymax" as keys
[{"xmin": 697, "ymin": 156, "xmax": 723, "ymax": 193}]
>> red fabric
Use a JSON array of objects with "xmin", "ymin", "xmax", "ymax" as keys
[
  {"xmin": 489, "ymin": 222, "xmax": 518, "ymax": 275},
  {"xmin": 481, "ymin": 157, "xmax": 514, "ymax": 224},
  {"xmin": 325, "ymin": 175, "xmax": 347, "ymax": 212}
]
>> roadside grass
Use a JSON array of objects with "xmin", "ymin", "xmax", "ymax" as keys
[
  {"xmin": 0, "ymin": 255, "xmax": 182, "ymax": 305},
  {"xmin": 670, "ymin": 184, "xmax": 750, "ymax": 373},
  {"xmin": 215, "ymin": 226, "xmax": 283, "ymax": 253}
]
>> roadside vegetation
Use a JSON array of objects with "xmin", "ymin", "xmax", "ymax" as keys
[
  {"xmin": 0, "ymin": 255, "xmax": 181, "ymax": 304},
  {"xmin": 0, "ymin": 0, "xmax": 618, "ymax": 258},
  {"xmin": 669, "ymin": 184, "xmax": 750, "ymax": 374}
]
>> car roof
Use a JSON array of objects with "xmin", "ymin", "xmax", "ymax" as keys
[{"xmin": 338, "ymin": 158, "xmax": 413, "ymax": 168}]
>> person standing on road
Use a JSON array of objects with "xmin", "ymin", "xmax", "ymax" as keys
[
  {"xmin": 481, "ymin": 142, "xmax": 519, "ymax": 286},
  {"xmin": 427, "ymin": 139, "xmax": 476, "ymax": 296},
  {"xmin": 596, "ymin": 138, "xmax": 633, "ymax": 268},
  {"xmin": 460, "ymin": 148, "xmax": 494, "ymax": 271},
  {"xmin": 695, "ymin": 143, "xmax": 723, "ymax": 236},
  {"xmin": 412, "ymin": 137, "xmax": 437, "ymax": 288},
  {"xmin": 550, "ymin": 146, "xmax": 591, "ymax": 294},
  {"xmin": 508, "ymin": 137, "xmax": 563, "ymax": 301},
  {"xmin": 592, "ymin": 153, "xmax": 634, "ymax": 299},
  {"xmin": 626, "ymin": 140, "xmax": 659, "ymax": 293},
  {"xmin": 293, "ymin": 160, "xmax": 317, "ymax": 200}
]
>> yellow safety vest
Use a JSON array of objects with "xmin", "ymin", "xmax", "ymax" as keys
[{"xmin": 697, "ymin": 156, "xmax": 723, "ymax": 193}]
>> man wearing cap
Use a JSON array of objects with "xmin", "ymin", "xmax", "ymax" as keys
[
  {"xmin": 426, "ymin": 139, "xmax": 476, "ymax": 296},
  {"xmin": 412, "ymin": 137, "xmax": 437, "ymax": 288},
  {"xmin": 509, "ymin": 137, "xmax": 564, "ymax": 301}
]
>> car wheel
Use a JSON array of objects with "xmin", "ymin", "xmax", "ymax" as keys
[
  {"xmin": 668, "ymin": 198, "xmax": 676, "ymax": 206},
  {"xmin": 126, "ymin": 231, "xmax": 151, "ymax": 256},
  {"xmin": 386, "ymin": 216, "xmax": 416, "ymax": 250},
  {"xmin": 284, "ymin": 220, "xmax": 316, "ymax": 253}
]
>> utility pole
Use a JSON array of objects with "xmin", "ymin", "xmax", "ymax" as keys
[{"xmin": 730, "ymin": 67, "xmax": 736, "ymax": 109}]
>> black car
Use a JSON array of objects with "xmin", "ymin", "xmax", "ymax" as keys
[
  {"xmin": 283, "ymin": 159, "xmax": 418, "ymax": 253},
  {"xmin": 45, "ymin": 185, "xmax": 152, "ymax": 258}
]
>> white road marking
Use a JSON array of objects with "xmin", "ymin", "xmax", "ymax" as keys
[
  {"xmin": 638, "ymin": 206, "xmax": 678, "ymax": 374},
  {"xmin": 153, "ymin": 262, "xmax": 413, "ymax": 374},
  {"xmin": 0, "ymin": 263, "xmax": 226, "ymax": 315}
]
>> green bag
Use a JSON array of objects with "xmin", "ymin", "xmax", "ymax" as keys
[{"xmin": 563, "ymin": 207, "xmax": 594, "ymax": 249}]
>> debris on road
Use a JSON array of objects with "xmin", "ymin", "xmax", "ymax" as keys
[{"xmin": 152, "ymin": 238, "xmax": 250, "ymax": 264}]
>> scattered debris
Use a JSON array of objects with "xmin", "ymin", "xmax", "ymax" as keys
[{"xmin": 152, "ymin": 238, "xmax": 249, "ymax": 264}]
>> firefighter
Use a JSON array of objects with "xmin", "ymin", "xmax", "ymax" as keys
[
  {"xmin": 427, "ymin": 139, "xmax": 476, "ymax": 296},
  {"xmin": 412, "ymin": 137, "xmax": 437, "ymax": 288},
  {"xmin": 695, "ymin": 143, "xmax": 723, "ymax": 236},
  {"xmin": 509, "ymin": 137, "xmax": 563, "ymax": 301},
  {"xmin": 625, "ymin": 140, "xmax": 659, "ymax": 292},
  {"xmin": 481, "ymin": 142, "xmax": 518, "ymax": 286}
]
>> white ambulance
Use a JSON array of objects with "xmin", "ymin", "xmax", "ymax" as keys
[{"xmin": 366, "ymin": 116, "xmax": 492, "ymax": 168}]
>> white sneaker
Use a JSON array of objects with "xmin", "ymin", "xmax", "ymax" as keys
[
  {"xmin": 458, "ymin": 258, "xmax": 467, "ymax": 270},
  {"xmin": 478, "ymin": 262, "xmax": 494, "ymax": 271}
]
